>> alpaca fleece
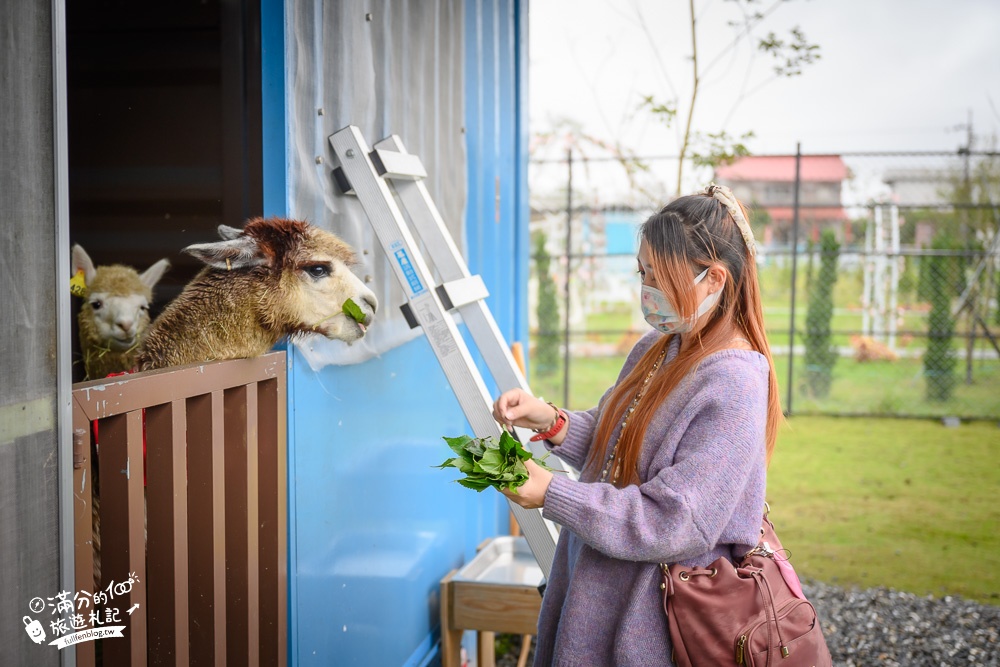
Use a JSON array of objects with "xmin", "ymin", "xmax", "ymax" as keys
[
  {"xmin": 78, "ymin": 265, "xmax": 155, "ymax": 379},
  {"xmin": 136, "ymin": 217, "xmax": 362, "ymax": 370}
]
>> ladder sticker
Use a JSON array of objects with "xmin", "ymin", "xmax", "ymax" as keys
[
  {"xmin": 417, "ymin": 301, "xmax": 458, "ymax": 358},
  {"xmin": 393, "ymin": 248, "xmax": 425, "ymax": 296}
]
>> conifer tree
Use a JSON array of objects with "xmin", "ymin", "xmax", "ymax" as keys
[
  {"xmin": 533, "ymin": 231, "xmax": 560, "ymax": 376},
  {"xmin": 804, "ymin": 230, "xmax": 840, "ymax": 398},
  {"xmin": 924, "ymin": 236, "xmax": 957, "ymax": 401}
]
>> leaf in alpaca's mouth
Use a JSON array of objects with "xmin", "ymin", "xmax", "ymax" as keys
[{"xmin": 342, "ymin": 298, "xmax": 365, "ymax": 323}]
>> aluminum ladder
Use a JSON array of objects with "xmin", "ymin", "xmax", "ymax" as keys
[{"xmin": 329, "ymin": 125, "xmax": 573, "ymax": 580}]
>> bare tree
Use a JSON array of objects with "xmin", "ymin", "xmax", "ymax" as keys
[{"xmin": 634, "ymin": 0, "xmax": 821, "ymax": 196}]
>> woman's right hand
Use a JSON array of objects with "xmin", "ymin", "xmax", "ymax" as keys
[{"xmin": 492, "ymin": 389, "xmax": 558, "ymax": 431}]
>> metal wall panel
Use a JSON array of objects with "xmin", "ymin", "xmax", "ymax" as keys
[
  {"xmin": 0, "ymin": 0, "xmax": 66, "ymax": 664},
  {"xmin": 272, "ymin": 0, "xmax": 529, "ymax": 663}
]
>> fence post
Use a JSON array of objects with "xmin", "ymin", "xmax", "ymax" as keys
[
  {"xmin": 563, "ymin": 148, "xmax": 573, "ymax": 407},
  {"xmin": 786, "ymin": 143, "xmax": 802, "ymax": 415}
]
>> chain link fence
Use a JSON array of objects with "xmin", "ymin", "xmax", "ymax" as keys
[{"xmin": 526, "ymin": 150, "xmax": 1000, "ymax": 420}]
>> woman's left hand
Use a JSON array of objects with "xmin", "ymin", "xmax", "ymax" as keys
[{"xmin": 501, "ymin": 458, "xmax": 553, "ymax": 509}]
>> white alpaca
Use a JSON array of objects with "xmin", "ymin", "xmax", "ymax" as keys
[{"xmin": 72, "ymin": 245, "xmax": 170, "ymax": 380}]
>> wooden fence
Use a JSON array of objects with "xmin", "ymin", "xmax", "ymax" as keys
[{"xmin": 71, "ymin": 353, "xmax": 288, "ymax": 666}]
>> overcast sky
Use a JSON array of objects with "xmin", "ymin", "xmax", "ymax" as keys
[{"xmin": 528, "ymin": 0, "xmax": 1000, "ymax": 159}]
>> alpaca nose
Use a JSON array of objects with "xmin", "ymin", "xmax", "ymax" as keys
[
  {"xmin": 363, "ymin": 293, "xmax": 378, "ymax": 314},
  {"xmin": 116, "ymin": 319, "xmax": 135, "ymax": 336}
]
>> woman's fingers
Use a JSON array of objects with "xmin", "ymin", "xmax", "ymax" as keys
[{"xmin": 493, "ymin": 389, "xmax": 528, "ymax": 426}]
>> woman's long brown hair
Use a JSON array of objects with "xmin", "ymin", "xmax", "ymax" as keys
[{"xmin": 583, "ymin": 194, "xmax": 781, "ymax": 487}]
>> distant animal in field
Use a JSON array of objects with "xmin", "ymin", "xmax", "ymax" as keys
[
  {"xmin": 850, "ymin": 335, "xmax": 898, "ymax": 362},
  {"xmin": 72, "ymin": 245, "xmax": 170, "ymax": 380},
  {"xmin": 137, "ymin": 216, "xmax": 377, "ymax": 370}
]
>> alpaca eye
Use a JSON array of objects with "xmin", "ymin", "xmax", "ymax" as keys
[
  {"xmin": 139, "ymin": 304, "xmax": 149, "ymax": 312},
  {"xmin": 90, "ymin": 300, "xmax": 103, "ymax": 310},
  {"xmin": 305, "ymin": 264, "xmax": 331, "ymax": 279}
]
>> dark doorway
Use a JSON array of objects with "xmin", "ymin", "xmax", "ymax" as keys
[{"xmin": 67, "ymin": 0, "xmax": 262, "ymax": 381}]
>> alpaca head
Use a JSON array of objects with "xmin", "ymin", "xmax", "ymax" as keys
[
  {"xmin": 183, "ymin": 218, "xmax": 378, "ymax": 344},
  {"xmin": 72, "ymin": 244, "xmax": 171, "ymax": 352}
]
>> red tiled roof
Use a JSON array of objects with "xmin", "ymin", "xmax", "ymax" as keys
[
  {"xmin": 763, "ymin": 206, "xmax": 848, "ymax": 222},
  {"xmin": 716, "ymin": 155, "xmax": 848, "ymax": 183}
]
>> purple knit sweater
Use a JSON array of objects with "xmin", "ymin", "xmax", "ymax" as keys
[{"xmin": 534, "ymin": 330, "xmax": 769, "ymax": 667}]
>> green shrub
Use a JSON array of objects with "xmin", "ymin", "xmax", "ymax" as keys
[
  {"xmin": 533, "ymin": 231, "xmax": 560, "ymax": 375},
  {"xmin": 923, "ymin": 240, "xmax": 957, "ymax": 401},
  {"xmin": 803, "ymin": 230, "xmax": 839, "ymax": 397}
]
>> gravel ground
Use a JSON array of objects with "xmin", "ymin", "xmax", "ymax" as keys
[{"xmin": 496, "ymin": 580, "xmax": 1000, "ymax": 666}]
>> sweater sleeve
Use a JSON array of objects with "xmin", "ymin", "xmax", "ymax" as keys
[
  {"xmin": 545, "ymin": 402, "xmax": 602, "ymax": 471},
  {"xmin": 542, "ymin": 330, "xmax": 665, "ymax": 471},
  {"xmin": 541, "ymin": 354, "xmax": 768, "ymax": 563}
]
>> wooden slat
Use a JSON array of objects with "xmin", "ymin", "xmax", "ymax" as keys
[
  {"xmin": 187, "ymin": 391, "xmax": 226, "ymax": 666},
  {"xmin": 73, "ymin": 354, "xmax": 284, "ymax": 421},
  {"xmin": 99, "ymin": 411, "xmax": 148, "ymax": 666},
  {"xmin": 224, "ymin": 384, "xmax": 260, "ymax": 667},
  {"xmin": 449, "ymin": 581, "xmax": 541, "ymax": 635},
  {"xmin": 146, "ymin": 400, "xmax": 190, "ymax": 666},
  {"xmin": 440, "ymin": 571, "xmax": 463, "ymax": 667},
  {"xmin": 71, "ymin": 352, "xmax": 287, "ymax": 665},
  {"xmin": 72, "ymin": 401, "xmax": 96, "ymax": 667},
  {"xmin": 257, "ymin": 376, "xmax": 287, "ymax": 666}
]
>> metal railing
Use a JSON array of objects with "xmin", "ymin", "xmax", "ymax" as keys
[{"xmin": 527, "ymin": 149, "xmax": 1000, "ymax": 419}]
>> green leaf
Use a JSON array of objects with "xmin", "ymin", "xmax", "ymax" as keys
[
  {"xmin": 342, "ymin": 298, "xmax": 365, "ymax": 323},
  {"xmin": 498, "ymin": 430, "xmax": 517, "ymax": 458},
  {"xmin": 476, "ymin": 448, "xmax": 505, "ymax": 475},
  {"xmin": 464, "ymin": 437, "xmax": 487, "ymax": 458},
  {"xmin": 443, "ymin": 435, "xmax": 474, "ymax": 457},
  {"xmin": 457, "ymin": 477, "xmax": 493, "ymax": 492}
]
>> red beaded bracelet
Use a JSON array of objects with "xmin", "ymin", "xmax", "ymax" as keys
[{"xmin": 529, "ymin": 404, "xmax": 568, "ymax": 442}]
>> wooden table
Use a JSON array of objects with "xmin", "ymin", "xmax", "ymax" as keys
[{"xmin": 439, "ymin": 537, "xmax": 543, "ymax": 667}]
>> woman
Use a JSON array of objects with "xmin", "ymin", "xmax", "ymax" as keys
[{"xmin": 492, "ymin": 184, "xmax": 780, "ymax": 666}]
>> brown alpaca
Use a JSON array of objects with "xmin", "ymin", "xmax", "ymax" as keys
[
  {"xmin": 72, "ymin": 245, "xmax": 170, "ymax": 380},
  {"xmin": 137, "ymin": 217, "xmax": 377, "ymax": 370}
]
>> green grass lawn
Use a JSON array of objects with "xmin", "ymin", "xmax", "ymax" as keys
[
  {"xmin": 768, "ymin": 416, "xmax": 1000, "ymax": 605},
  {"xmin": 528, "ymin": 354, "xmax": 1000, "ymax": 605},
  {"xmin": 530, "ymin": 347, "xmax": 1000, "ymax": 419}
]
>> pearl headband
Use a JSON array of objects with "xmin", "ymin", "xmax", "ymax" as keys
[{"xmin": 706, "ymin": 183, "xmax": 757, "ymax": 257}]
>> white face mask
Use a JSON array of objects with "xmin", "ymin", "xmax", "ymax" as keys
[{"xmin": 640, "ymin": 268, "xmax": 721, "ymax": 334}]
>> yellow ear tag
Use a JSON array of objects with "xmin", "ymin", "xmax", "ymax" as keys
[{"xmin": 70, "ymin": 269, "xmax": 88, "ymax": 298}]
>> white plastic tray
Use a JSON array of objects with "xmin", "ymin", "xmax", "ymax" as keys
[{"xmin": 451, "ymin": 535, "xmax": 544, "ymax": 587}]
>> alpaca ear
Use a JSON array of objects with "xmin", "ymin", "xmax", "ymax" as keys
[
  {"xmin": 140, "ymin": 258, "xmax": 171, "ymax": 289},
  {"xmin": 217, "ymin": 224, "xmax": 243, "ymax": 241},
  {"xmin": 183, "ymin": 236, "xmax": 270, "ymax": 270},
  {"xmin": 72, "ymin": 244, "xmax": 97, "ymax": 284}
]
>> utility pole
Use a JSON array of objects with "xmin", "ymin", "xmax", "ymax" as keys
[
  {"xmin": 955, "ymin": 109, "xmax": 976, "ymax": 384},
  {"xmin": 563, "ymin": 148, "xmax": 573, "ymax": 407},
  {"xmin": 786, "ymin": 143, "xmax": 802, "ymax": 416}
]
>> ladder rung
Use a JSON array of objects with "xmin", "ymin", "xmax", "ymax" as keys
[
  {"xmin": 370, "ymin": 148, "xmax": 428, "ymax": 180},
  {"xmin": 437, "ymin": 276, "xmax": 489, "ymax": 310},
  {"xmin": 398, "ymin": 276, "xmax": 490, "ymax": 329},
  {"xmin": 332, "ymin": 149, "xmax": 428, "ymax": 194},
  {"xmin": 332, "ymin": 167, "xmax": 355, "ymax": 195}
]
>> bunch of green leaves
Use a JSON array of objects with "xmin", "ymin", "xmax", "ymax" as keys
[{"xmin": 436, "ymin": 431, "xmax": 551, "ymax": 493}]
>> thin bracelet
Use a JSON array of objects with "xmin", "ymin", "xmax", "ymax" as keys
[{"xmin": 532, "ymin": 401, "xmax": 560, "ymax": 433}]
